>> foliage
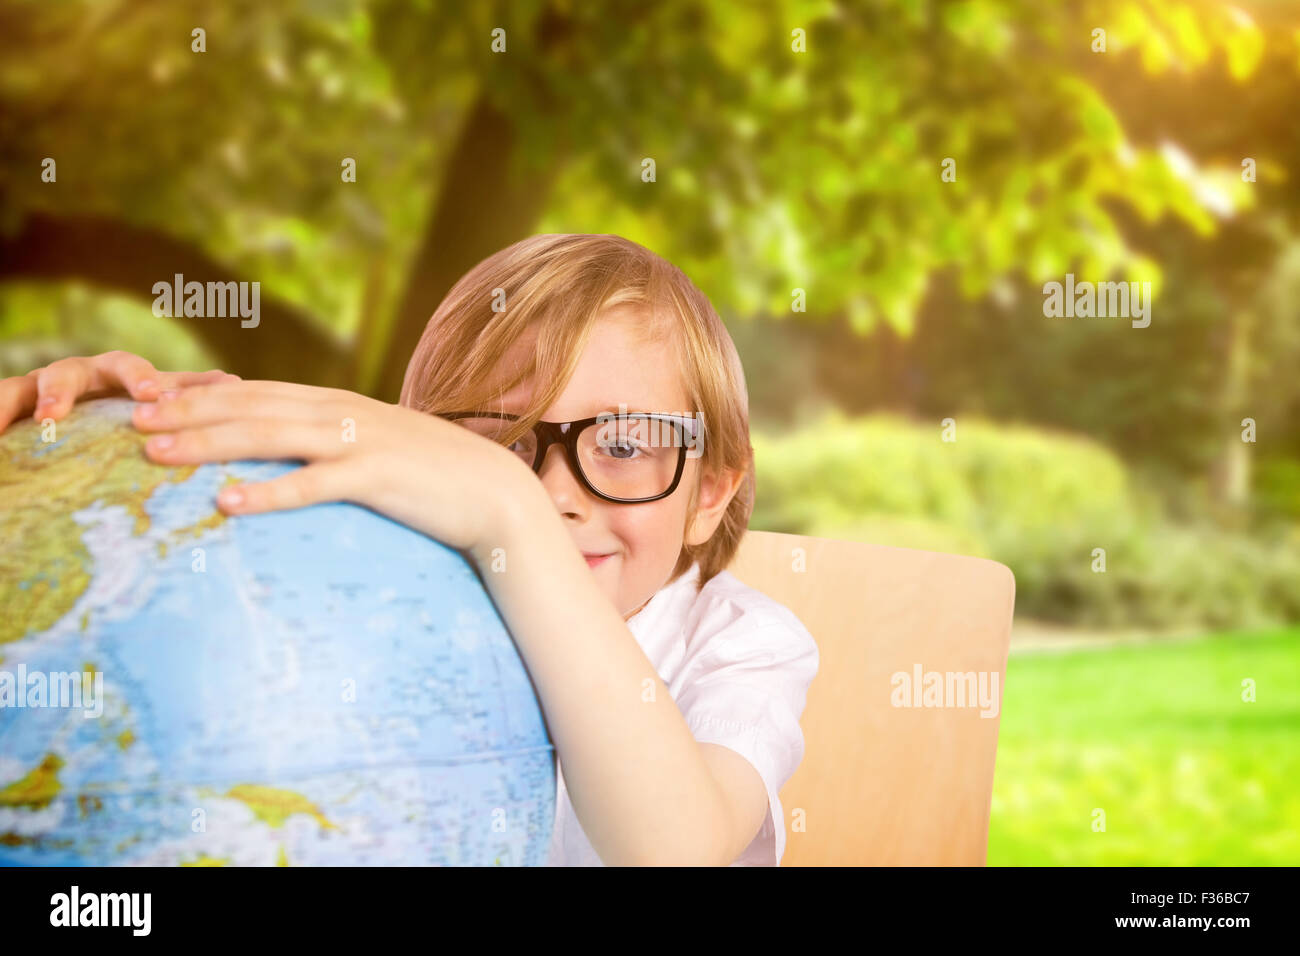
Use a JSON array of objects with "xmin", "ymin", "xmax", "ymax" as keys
[
  {"xmin": 0, "ymin": 0, "xmax": 1284, "ymax": 397},
  {"xmin": 1, "ymin": 0, "xmax": 1297, "ymax": 627},
  {"xmin": 752, "ymin": 409, "xmax": 1140, "ymax": 540},
  {"xmin": 751, "ymin": 411, "xmax": 1300, "ymax": 628}
]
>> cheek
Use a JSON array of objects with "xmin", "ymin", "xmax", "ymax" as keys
[{"xmin": 606, "ymin": 499, "xmax": 690, "ymax": 556}]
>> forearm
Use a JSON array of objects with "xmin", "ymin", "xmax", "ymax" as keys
[{"xmin": 470, "ymin": 473, "xmax": 730, "ymax": 866}]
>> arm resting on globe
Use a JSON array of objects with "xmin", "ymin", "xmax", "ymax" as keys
[
  {"xmin": 469, "ymin": 478, "xmax": 769, "ymax": 867},
  {"xmin": 61, "ymin": 374, "xmax": 769, "ymax": 867}
]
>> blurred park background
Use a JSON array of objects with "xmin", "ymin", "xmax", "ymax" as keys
[{"xmin": 1, "ymin": 0, "xmax": 1296, "ymax": 863}]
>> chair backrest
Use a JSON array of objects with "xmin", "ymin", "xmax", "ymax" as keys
[{"xmin": 725, "ymin": 529, "xmax": 1016, "ymax": 865}]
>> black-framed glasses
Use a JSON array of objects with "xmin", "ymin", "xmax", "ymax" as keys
[{"xmin": 442, "ymin": 410, "xmax": 702, "ymax": 504}]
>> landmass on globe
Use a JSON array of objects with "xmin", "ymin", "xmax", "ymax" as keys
[{"xmin": 0, "ymin": 398, "xmax": 555, "ymax": 866}]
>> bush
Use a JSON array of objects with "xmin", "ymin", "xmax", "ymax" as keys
[{"xmin": 750, "ymin": 411, "xmax": 1300, "ymax": 629}]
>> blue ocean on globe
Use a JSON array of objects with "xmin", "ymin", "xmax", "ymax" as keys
[{"xmin": 0, "ymin": 398, "xmax": 555, "ymax": 866}]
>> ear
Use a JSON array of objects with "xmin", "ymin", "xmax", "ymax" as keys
[{"xmin": 684, "ymin": 464, "xmax": 746, "ymax": 548}]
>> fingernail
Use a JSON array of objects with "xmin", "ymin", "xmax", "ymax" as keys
[
  {"xmin": 37, "ymin": 395, "xmax": 58, "ymax": 408},
  {"xmin": 136, "ymin": 403, "xmax": 157, "ymax": 420},
  {"xmin": 220, "ymin": 487, "xmax": 244, "ymax": 507},
  {"xmin": 147, "ymin": 435, "xmax": 174, "ymax": 451},
  {"xmin": 135, "ymin": 379, "xmax": 156, "ymax": 393},
  {"xmin": 159, "ymin": 389, "xmax": 180, "ymax": 400}
]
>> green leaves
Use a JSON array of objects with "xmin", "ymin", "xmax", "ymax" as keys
[{"xmin": 1, "ymin": 0, "xmax": 1296, "ymax": 386}]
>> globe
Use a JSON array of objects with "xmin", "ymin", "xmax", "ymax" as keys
[{"xmin": 0, "ymin": 398, "xmax": 554, "ymax": 865}]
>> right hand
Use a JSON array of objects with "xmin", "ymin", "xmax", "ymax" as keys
[{"xmin": 0, "ymin": 350, "xmax": 240, "ymax": 434}]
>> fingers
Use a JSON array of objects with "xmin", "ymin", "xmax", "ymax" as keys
[
  {"xmin": 94, "ymin": 351, "xmax": 165, "ymax": 401},
  {"xmin": 142, "ymin": 419, "xmax": 345, "ymax": 467},
  {"xmin": 0, "ymin": 352, "xmax": 242, "ymax": 434},
  {"xmin": 32, "ymin": 356, "xmax": 97, "ymax": 420},
  {"xmin": 0, "ymin": 371, "xmax": 39, "ymax": 432},
  {"xmin": 216, "ymin": 462, "xmax": 353, "ymax": 515},
  {"xmin": 132, "ymin": 380, "xmax": 348, "ymax": 432},
  {"xmin": 31, "ymin": 350, "xmax": 154, "ymax": 418},
  {"xmin": 27, "ymin": 350, "xmax": 239, "ymax": 421},
  {"xmin": 92, "ymin": 353, "xmax": 236, "ymax": 401},
  {"xmin": 158, "ymin": 369, "xmax": 240, "ymax": 391}
]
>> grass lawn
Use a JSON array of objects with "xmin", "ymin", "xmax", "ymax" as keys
[{"xmin": 987, "ymin": 626, "xmax": 1300, "ymax": 865}]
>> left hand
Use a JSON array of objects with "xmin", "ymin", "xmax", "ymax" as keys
[{"xmin": 133, "ymin": 380, "xmax": 535, "ymax": 556}]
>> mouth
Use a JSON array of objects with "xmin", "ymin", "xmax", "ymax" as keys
[{"xmin": 582, "ymin": 552, "xmax": 614, "ymax": 569}]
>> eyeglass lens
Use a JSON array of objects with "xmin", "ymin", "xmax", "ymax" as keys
[{"xmin": 454, "ymin": 415, "xmax": 685, "ymax": 500}]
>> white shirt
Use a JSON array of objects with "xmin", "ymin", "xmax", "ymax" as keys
[{"xmin": 545, "ymin": 560, "xmax": 820, "ymax": 866}]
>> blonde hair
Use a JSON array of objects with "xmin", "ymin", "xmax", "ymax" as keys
[{"xmin": 399, "ymin": 233, "xmax": 754, "ymax": 591}]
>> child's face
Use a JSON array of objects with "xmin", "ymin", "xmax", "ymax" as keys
[{"xmin": 488, "ymin": 307, "xmax": 742, "ymax": 620}]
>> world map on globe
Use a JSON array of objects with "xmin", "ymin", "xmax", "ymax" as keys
[{"xmin": 0, "ymin": 398, "xmax": 555, "ymax": 865}]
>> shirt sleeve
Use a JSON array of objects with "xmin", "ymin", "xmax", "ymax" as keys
[{"xmin": 671, "ymin": 602, "xmax": 819, "ymax": 866}]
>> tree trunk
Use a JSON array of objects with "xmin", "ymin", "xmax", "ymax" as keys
[
  {"xmin": 375, "ymin": 93, "xmax": 564, "ymax": 402},
  {"xmin": 1208, "ymin": 305, "xmax": 1254, "ymax": 509},
  {"xmin": 375, "ymin": 0, "xmax": 578, "ymax": 402}
]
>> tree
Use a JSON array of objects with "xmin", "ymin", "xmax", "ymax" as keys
[{"xmin": 0, "ymin": 0, "xmax": 1286, "ymax": 403}]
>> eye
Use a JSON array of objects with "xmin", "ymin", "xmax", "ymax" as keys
[{"xmin": 602, "ymin": 439, "xmax": 649, "ymax": 460}]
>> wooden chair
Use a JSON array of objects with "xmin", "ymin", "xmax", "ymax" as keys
[{"xmin": 726, "ymin": 529, "xmax": 1016, "ymax": 865}]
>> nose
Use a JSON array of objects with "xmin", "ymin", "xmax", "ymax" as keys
[{"xmin": 535, "ymin": 443, "xmax": 590, "ymax": 518}]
